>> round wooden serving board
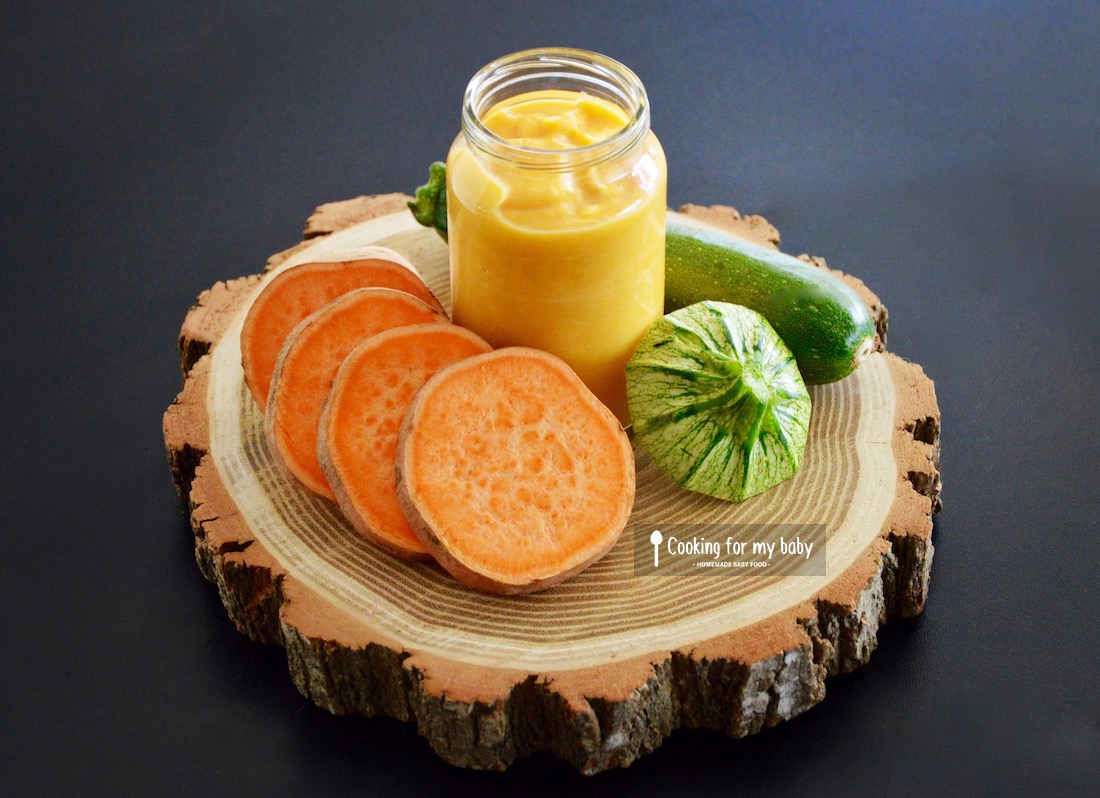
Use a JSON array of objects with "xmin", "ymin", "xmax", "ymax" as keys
[{"xmin": 164, "ymin": 194, "xmax": 941, "ymax": 774}]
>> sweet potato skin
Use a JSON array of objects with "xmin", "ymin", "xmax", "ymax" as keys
[
  {"xmin": 318, "ymin": 323, "xmax": 492, "ymax": 560},
  {"xmin": 395, "ymin": 347, "xmax": 636, "ymax": 595}
]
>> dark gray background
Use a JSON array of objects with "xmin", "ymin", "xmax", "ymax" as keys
[{"xmin": 3, "ymin": 1, "xmax": 1097, "ymax": 794}]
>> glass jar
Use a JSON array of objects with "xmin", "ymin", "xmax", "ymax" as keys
[{"xmin": 447, "ymin": 48, "xmax": 667, "ymax": 424}]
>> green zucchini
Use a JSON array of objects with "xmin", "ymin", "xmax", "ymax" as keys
[
  {"xmin": 665, "ymin": 216, "xmax": 875, "ymax": 384},
  {"xmin": 626, "ymin": 301, "xmax": 811, "ymax": 502},
  {"xmin": 408, "ymin": 164, "xmax": 875, "ymax": 384}
]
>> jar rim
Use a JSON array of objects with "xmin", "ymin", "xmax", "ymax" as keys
[{"xmin": 461, "ymin": 47, "xmax": 650, "ymax": 170}]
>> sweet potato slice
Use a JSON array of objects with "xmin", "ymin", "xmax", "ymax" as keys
[
  {"xmin": 241, "ymin": 249, "xmax": 444, "ymax": 410},
  {"xmin": 319, "ymin": 324, "xmax": 492, "ymax": 558},
  {"xmin": 266, "ymin": 288, "xmax": 447, "ymax": 499},
  {"xmin": 396, "ymin": 347, "xmax": 636, "ymax": 594}
]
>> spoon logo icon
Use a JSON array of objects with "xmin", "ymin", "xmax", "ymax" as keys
[{"xmin": 649, "ymin": 529, "xmax": 663, "ymax": 568}]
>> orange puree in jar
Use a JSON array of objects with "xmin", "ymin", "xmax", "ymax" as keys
[{"xmin": 447, "ymin": 51, "xmax": 666, "ymax": 424}]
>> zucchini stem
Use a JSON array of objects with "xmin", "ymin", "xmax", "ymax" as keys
[{"xmin": 408, "ymin": 161, "xmax": 449, "ymax": 242}]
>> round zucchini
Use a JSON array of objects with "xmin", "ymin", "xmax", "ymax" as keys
[
  {"xmin": 665, "ymin": 216, "xmax": 875, "ymax": 384},
  {"xmin": 627, "ymin": 301, "xmax": 811, "ymax": 503}
]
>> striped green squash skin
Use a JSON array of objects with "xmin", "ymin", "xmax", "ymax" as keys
[
  {"xmin": 627, "ymin": 301, "xmax": 812, "ymax": 502},
  {"xmin": 665, "ymin": 218, "xmax": 875, "ymax": 384}
]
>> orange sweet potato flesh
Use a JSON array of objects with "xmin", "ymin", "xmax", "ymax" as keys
[
  {"xmin": 241, "ymin": 252, "xmax": 444, "ymax": 411},
  {"xmin": 396, "ymin": 347, "xmax": 636, "ymax": 594},
  {"xmin": 319, "ymin": 324, "xmax": 492, "ymax": 558},
  {"xmin": 266, "ymin": 288, "xmax": 447, "ymax": 500}
]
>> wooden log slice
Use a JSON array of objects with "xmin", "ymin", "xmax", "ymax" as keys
[{"xmin": 163, "ymin": 195, "xmax": 940, "ymax": 774}]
